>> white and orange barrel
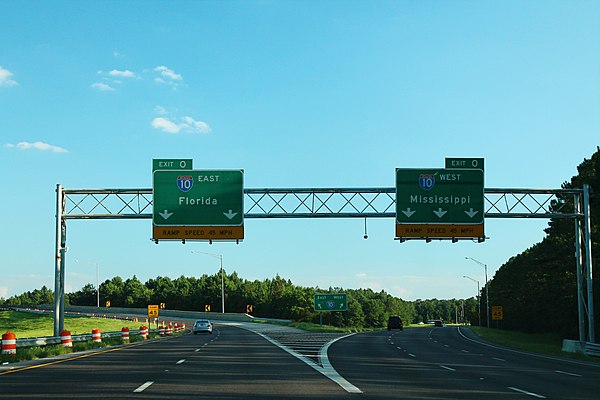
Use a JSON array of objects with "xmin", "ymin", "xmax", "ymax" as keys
[
  {"xmin": 166, "ymin": 324, "xmax": 173, "ymax": 336},
  {"xmin": 121, "ymin": 327, "xmax": 130, "ymax": 343},
  {"xmin": 174, "ymin": 323, "xmax": 179, "ymax": 333},
  {"xmin": 92, "ymin": 328, "xmax": 102, "ymax": 343},
  {"xmin": 159, "ymin": 326, "xmax": 165, "ymax": 337},
  {"xmin": 60, "ymin": 330, "xmax": 73, "ymax": 347},
  {"xmin": 139, "ymin": 326, "xmax": 148, "ymax": 340},
  {"xmin": 1, "ymin": 331, "xmax": 17, "ymax": 355}
]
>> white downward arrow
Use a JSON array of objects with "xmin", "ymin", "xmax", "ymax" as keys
[
  {"xmin": 465, "ymin": 208, "xmax": 479, "ymax": 218},
  {"xmin": 402, "ymin": 208, "xmax": 416, "ymax": 218},
  {"xmin": 433, "ymin": 208, "xmax": 447, "ymax": 218},
  {"xmin": 223, "ymin": 210, "xmax": 238, "ymax": 220},
  {"xmin": 159, "ymin": 210, "xmax": 173, "ymax": 220}
]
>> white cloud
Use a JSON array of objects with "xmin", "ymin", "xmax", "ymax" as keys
[
  {"xmin": 5, "ymin": 141, "xmax": 68, "ymax": 153},
  {"xmin": 151, "ymin": 117, "xmax": 181, "ymax": 134},
  {"xmin": 181, "ymin": 116, "xmax": 210, "ymax": 133},
  {"xmin": 91, "ymin": 82, "xmax": 115, "ymax": 91},
  {"xmin": 151, "ymin": 116, "xmax": 211, "ymax": 134},
  {"xmin": 154, "ymin": 66, "xmax": 183, "ymax": 81},
  {"xmin": 0, "ymin": 66, "xmax": 17, "ymax": 87},
  {"xmin": 108, "ymin": 69, "xmax": 136, "ymax": 78}
]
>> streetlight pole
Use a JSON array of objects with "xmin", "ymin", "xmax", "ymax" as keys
[
  {"xmin": 466, "ymin": 257, "xmax": 489, "ymax": 328},
  {"xmin": 463, "ymin": 275, "xmax": 480, "ymax": 327},
  {"xmin": 191, "ymin": 251, "xmax": 225, "ymax": 314},
  {"xmin": 95, "ymin": 263, "xmax": 100, "ymax": 308}
]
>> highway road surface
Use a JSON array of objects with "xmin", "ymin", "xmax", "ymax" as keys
[{"xmin": 1, "ymin": 323, "xmax": 599, "ymax": 399}]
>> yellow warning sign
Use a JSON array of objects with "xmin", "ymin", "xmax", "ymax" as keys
[{"xmin": 148, "ymin": 304, "xmax": 159, "ymax": 319}]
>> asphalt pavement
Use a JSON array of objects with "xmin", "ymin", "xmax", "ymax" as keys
[{"xmin": 2, "ymin": 323, "xmax": 600, "ymax": 399}]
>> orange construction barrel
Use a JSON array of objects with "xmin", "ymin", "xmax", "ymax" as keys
[
  {"xmin": 121, "ymin": 327, "xmax": 130, "ymax": 343},
  {"xmin": 92, "ymin": 328, "xmax": 102, "ymax": 343},
  {"xmin": 60, "ymin": 330, "xmax": 73, "ymax": 348},
  {"xmin": 139, "ymin": 326, "xmax": 148, "ymax": 340},
  {"xmin": 1, "ymin": 331, "xmax": 17, "ymax": 355}
]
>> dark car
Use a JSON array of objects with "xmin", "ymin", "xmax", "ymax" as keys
[
  {"xmin": 433, "ymin": 319, "xmax": 445, "ymax": 327},
  {"xmin": 387, "ymin": 316, "xmax": 403, "ymax": 331}
]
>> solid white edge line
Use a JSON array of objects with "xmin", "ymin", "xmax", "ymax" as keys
[
  {"xmin": 252, "ymin": 330, "xmax": 363, "ymax": 394},
  {"xmin": 555, "ymin": 370, "xmax": 582, "ymax": 377},
  {"xmin": 133, "ymin": 381, "xmax": 154, "ymax": 393},
  {"xmin": 508, "ymin": 386, "xmax": 546, "ymax": 398}
]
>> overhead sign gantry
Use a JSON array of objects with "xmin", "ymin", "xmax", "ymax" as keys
[{"xmin": 53, "ymin": 156, "xmax": 594, "ymax": 346}]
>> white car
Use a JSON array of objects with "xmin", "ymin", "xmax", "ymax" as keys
[{"xmin": 192, "ymin": 319, "xmax": 213, "ymax": 334}]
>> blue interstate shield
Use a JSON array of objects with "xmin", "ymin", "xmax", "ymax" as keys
[
  {"xmin": 419, "ymin": 174, "xmax": 435, "ymax": 191},
  {"xmin": 177, "ymin": 175, "xmax": 193, "ymax": 192}
]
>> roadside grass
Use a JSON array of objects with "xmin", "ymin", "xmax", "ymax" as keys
[
  {"xmin": 0, "ymin": 310, "xmax": 173, "ymax": 364},
  {"xmin": 291, "ymin": 322, "xmax": 366, "ymax": 333},
  {"xmin": 251, "ymin": 318, "xmax": 372, "ymax": 333},
  {"xmin": 466, "ymin": 326, "xmax": 599, "ymax": 363},
  {"xmin": 0, "ymin": 310, "xmax": 145, "ymax": 338}
]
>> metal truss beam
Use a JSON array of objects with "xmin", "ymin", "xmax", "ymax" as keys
[{"xmin": 61, "ymin": 187, "xmax": 584, "ymax": 220}]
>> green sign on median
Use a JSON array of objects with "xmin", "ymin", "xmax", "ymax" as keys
[
  {"xmin": 396, "ymin": 168, "xmax": 484, "ymax": 224},
  {"xmin": 153, "ymin": 169, "xmax": 244, "ymax": 226},
  {"xmin": 314, "ymin": 294, "xmax": 348, "ymax": 311}
]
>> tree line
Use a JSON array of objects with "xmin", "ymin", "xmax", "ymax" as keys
[
  {"xmin": 0, "ymin": 275, "xmax": 477, "ymax": 329},
  {"xmin": 484, "ymin": 147, "xmax": 599, "ymax": 339}
]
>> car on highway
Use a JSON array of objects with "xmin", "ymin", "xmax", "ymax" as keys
[
  {"xmin": 433, "ymin": 319, "xmax": 445, "ymax": 327},
  {"xmin": 193, "ymin": 319, "xmax": 213, "ymax": 334},
  {"xmin": 387, "ymin": 316, "xmax": 403, "ymax": 331}
]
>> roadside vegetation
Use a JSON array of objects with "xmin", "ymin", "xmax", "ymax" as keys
[{"xmin": 0, "ymin": 310, "xmax": 168, "ymax": 364}]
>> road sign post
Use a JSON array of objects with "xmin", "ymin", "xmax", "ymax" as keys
[
  {"xmin": 395, "ymin": 167, "xmax": 484, "ymax": 240},
  {"xmin": 152, "ymin": 169, "xmax": 244, "ymax": 241}
]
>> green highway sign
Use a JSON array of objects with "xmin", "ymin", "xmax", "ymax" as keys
[
  {"xmin": 152, "ymin": 159, "xmax": 193, "ymax": 172},
  {"xmin": 395, "ymin": 168, "xmax": 484, "ymax": 224},
  {"xmin": 445, "ymin": 157, "xmax": 484, "ymax": 170},
  {"xmin": 153, "ymin": 169, "xmax": 244, "ymax": 226},
  {"xmin": 314, "ymin": 293, "xmax": 348, "ymax": 311}
]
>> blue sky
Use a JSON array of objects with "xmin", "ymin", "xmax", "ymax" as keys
[{"xmin": 1, "ymin": 1, "xmax": 598, "ymax": 302}]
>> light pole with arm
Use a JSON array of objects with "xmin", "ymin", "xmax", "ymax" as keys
[
  {"xmin": 465, "ymin": 257, "xmax": 489, "ymax": 328},
  {"xmin": 463, "ymin": 275, "xmax": 480, "ymax": 327},
  {"xmin": 191, "ymin": 251, "xmax": 225, "ymax": 314}
]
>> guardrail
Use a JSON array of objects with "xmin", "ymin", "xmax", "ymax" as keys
[
  {"xmin": 562, "ymin": 339, "xmax": 600, "ymax": 358},
  {"xmin": 13, "ymin": 329, "xmax": 158, "ymax": 348},
  {"xmin": 584, "ymin": 342, "xmax": 600, "ymax": 357}
]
